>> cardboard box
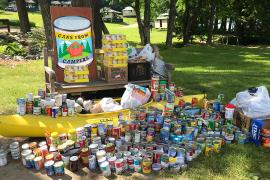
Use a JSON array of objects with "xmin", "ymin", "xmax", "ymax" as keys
[
  {"xmin": 233, "ymin": 109, "xmax": 252, "ymax": 131},
  {"xmin": 104, "ymin": 66, "xmax": 128, "ymax": 83}
]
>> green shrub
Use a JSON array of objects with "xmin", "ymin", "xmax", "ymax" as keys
[
  {"xmin": 9, "ymin": 20, "xmax": 36, "ymax": 28},
  {"xmin": 4, "ymin": 42, "xmax": 27, "ymax": 56},
  {"xmin": 27, "ymin": 28, "xmax": 46, "ymax": 55}
]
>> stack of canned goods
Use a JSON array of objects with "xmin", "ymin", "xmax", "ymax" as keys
[
  {"xmin": 0, "ymin": 148, "xmax": 7, "ymax": 166},
  {"xmin": 17, "ymin": 89, "xmax": 76, "ymax": 118},
  {"xmin": 9, "ymin": 142, "xmax": 20, "ymax": 159}
]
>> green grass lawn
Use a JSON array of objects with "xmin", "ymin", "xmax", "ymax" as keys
[{"xmin": 1, "ymin": 10, "xmax": 270, "ymax": 180}]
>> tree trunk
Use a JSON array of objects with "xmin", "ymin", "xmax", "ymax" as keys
[
  {"xmin": 16, "ymin": 0, "xmax": 31, "ymax": 33},
  {"xmin": 38, "ymin": 0, "xmax": 53, "ymax": 50},
  {"xmin": 207, "ymin": 0, "xmax": 215, "ymax": 44},
  {"xmin": 91, "ymin": 0, "xmax": 102, "ymax": 48},
  {"xmin": 214, "ymin": 16, "xmax": 219, "ymax": 32},
  {"xmin": 166, "ymin": 0, "xmax": 176, "ymax": 48},
  {"xmin": 228, "ymin": 18, "xmax": 232, "ymax": 32},
  {"xmin": 135, "ymin": 0, "xmax": 145, "ymax": 45},
  {"xmin": 183, "ymin": 0, "xmax": 203, "ymax": 45},
  {"xmin": 220, "ymin": 17, "xmax": 227, "ymax": 32},
  {"xmin": 182, "ymin": 0, "xmax": 190, "ymax": 45},
  {"xmin": 71, "ymin": 0, "xmax": 102, "ymax": 48},
  {"xmin": 143, "ymin": 0, "xmax": 151, "ymax": 44},
  {"xmin": 102, "ymin": 20, "xmax": 110, "ymax": 34}
]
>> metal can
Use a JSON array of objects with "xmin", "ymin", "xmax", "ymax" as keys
[
  {"xmin": 161, "ymin": 154, "xmax": 169, "ymax": 169},
  {"xmin": 108, "ymin": 156, "xmax": 116, "ymax": 171},
  {"xmin": 84, "ymin": 124, "xmax": 91, "ymax": 138},
  {"xmin": 21, "ymin": 149, "xmax": 32, "ymax": 166},
  {"xmin": 142, "ymin": 158, "xmax": 152, "ymax": 174},
  {"xmin": 34, "ymin": 156, "xmax": 43, "ymax": 171},
  {"xmin": 55, "ymin": 95, "xmax": 62, "ymax": 107},
  {"xmin": 52, "ymin": 106, "xmax": 59, "ymax": 118},
  {"xmin": 89, "ymin": 155, "xmax": 97, "ymax": 170},
  {"xmin": 151, "ymin": 75, "xmax": 160, "ymax": 91},
  {"xmin": 33, "ymin": 96, "xmax": 41, "ymax": 107},
  {"xmin": 17, "ymin": 98, "xmax": 26, "ymax": 115},
  {"xmin": 45, "ymin": 160, "xmax": 54, "ymax": 176},
  {"xmin": 100, "ymin": 161, "xmax": 111, "ymax": 177},
  {"xmin": 38, "ymin": 89, "xmax": 46, "ymax": 99},
  {"xmin": 25, "ymin": 154, "xmax": 35, "ymax": 169},
  {"xmin": 54, "ymin": 161, "xmax": 65, "ymax": 175},
  {"xmin": 69, "ymin": 156, "xmax": 79, "ymax": 172},
  {"xmin": 115, "ymin": 158, "xmax": 124, "ymax": 174}
]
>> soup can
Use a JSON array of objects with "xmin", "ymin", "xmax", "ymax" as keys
[
  {"xmin": 100, "ymin": 161, "xmax": 111, "ymax": 177},
  {"xmin": 34, "ymin": 156, "xmax": 43, "ymax": 171},
  {"xmin": 21, "ymin": 149, "xmax": 32, "ymax": 166},
  {"xmin": 89, "ymin": 155, "xmax": 97, "ymax": 170},
  {"xmin": 54, "ymin": 161, "xmax": 65, "ymax": 175},
  {"xmin": 115, "ymin": 158, "xmax": 124, "ymax": 174},
  {"xmin": 45, "ymin": 160, "xmax": 54, "ymax": 176},
  {"xmin": 69, "ymin": 156, "xmax": 79, "ymax": 172},
  {"xmin": 25, "ymin": 154, "xmax": 35, "ymax": 169},
  {"xmin": 142, "ymin": 158, "xmax": 152, "ymax": 174}
]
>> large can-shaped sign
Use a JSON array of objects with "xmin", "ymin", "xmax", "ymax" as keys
[{"xmin": 53, "ymin": 16, "xmax": 94, "ymax": 68}]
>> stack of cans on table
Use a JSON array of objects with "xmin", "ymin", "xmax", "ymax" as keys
[{"xmin": 16, "ymin": 89, "xmax": 76, "ymax": 118}]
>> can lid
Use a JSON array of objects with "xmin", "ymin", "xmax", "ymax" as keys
[
  {"xmin": 54, "ymin": 161, "xmax": 64, "ymax": 167},
  {"xmin": 9, "ymin": 142, "xmax": 19, "ymax": 148},
  {"xmin": 96, "ymin": 150, "xmax": 106, "ymax": 156},
  {"xmin": 100, "ymin": 161, "xmax": 109, "ymax": 168},
  {"xmin": 45, "ymin": 160, "xmax": 54, "ymax": 166},
  {"xmin": 26, "ymin": 154, "xmax": 35, "ymax": 160},
  {"xmin": 70, "ymin": 156, "xmax": 78, "ymax": 161},
  {"xmin": 98, "ymin": 157, "xmax": 106, "ymax": 163},
  {"xmin": 21, "ymin": 143, "xmax": 29, "ymax": 149},
  {"xmin": 45, "ymin": 153, "xmax": 54, "ymax": 160},
  {"xmin": 108, "ymin": 156, "xmax": 116, "ymax": 161},
  {"xmin": 84, "ymin": 124, "xmax": 91, "ymax": 128},
  {"xmin": 38, "ymin": 141, "xmax": 47, "ymax": 147},
  {"xmin": 89, "ymin": 143, "xmax": 98, "ymax": 149},
  {"xmin": 34, "ymin": 156, "xmax": 42, "ymax": 161},
  {"xmin": 21, "ymin": 149, "xmax": 32, "ymax": 156}
]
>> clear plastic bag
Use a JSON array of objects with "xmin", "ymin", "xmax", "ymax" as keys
[
  {"xmin": 138, "ymin": 44, "xmax": 155, "ymax": 62},
  {"xmin": 236, "ymin": 86, "xmax": 270, "ymax": 118},
  {"xmin": 121, "ymin": 84, "xmax": 151, "ymax": 109}
]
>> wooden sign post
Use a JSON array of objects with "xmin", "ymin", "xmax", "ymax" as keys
[{"xmin": 50, "ymin": 7, "xmax": 97, "ymax": 83}]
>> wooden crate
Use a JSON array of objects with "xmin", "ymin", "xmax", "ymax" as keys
[{"xmin": 104, "ymin": 66, "xmax": 128, "ymax": 83}]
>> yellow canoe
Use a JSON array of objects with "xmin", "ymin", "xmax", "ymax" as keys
[{"xmin": 0, "ymin": 94, "xmax": 205, "ymax": 137}]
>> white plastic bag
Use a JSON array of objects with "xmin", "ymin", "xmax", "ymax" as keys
[
  {"xmin": 99, "ymin": 98, "xmax": 123, "ymax": 112},
  {"xmin": 121, "ymin": 84, "xmax": 151, "ymax": 109},
  {"xmin": 236, "ymin": 86, "xmax": 270, "ymax": 118},
  {"xmin": 138, "ymin": 44, "xmax": 155, "ymax": 62}
]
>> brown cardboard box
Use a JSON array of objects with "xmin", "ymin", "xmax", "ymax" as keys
[
  {"xmin": 104, "ymin": 66, "xmax": 128, "ymax": 83},
  {"xmin": 233, "ymin": 108, "xmax": 252, "ymax": 131}
]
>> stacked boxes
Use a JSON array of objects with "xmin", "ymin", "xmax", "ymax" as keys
[
  {"xmin": 102, "ymin": 34, "xmax": 128, "ymax": 83},
  {"xmin": 64, "ymin": 65, "xmax": 89, "ymax": 83}
]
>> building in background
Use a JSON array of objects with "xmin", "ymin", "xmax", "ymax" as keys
[
  {"xmin": 101, "ymin": 7, "xmax": 123, "ymax": 23},
  {"xmin": 122, "ymin": 6, "xmax": 135, "ymax": 17},
  {"xmin": 155, "ymin": 13, "xmax": 169, "ymax": 29}
]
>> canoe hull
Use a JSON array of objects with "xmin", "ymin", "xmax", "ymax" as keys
[{"xmin": 0, "ymin": 94, "xmax": 205, "ymax": 137}]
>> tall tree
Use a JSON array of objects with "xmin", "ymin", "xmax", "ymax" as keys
[
  {"xmin": 15, "ymin": 0, "xmax": 31, "ymax": 33},
  {"xmin": 71, "ymin": 0, "xmax": 108, "ymax": 48},
  {"xmin": 143, "ymin": 0, "xmax": 151, "ymax": 44},
  {"xmin": 38, "ymin": 0, "xmax": 53, "ymax": 50},
  {"xmin": 134, "ymin": 0, "xmax": 151, "ymax": 45},
  {"xmin": 182, "ymin": 0, "xmax": 203, "ymax": 45},
  {"xmin": 166, "ymin": 0, "xmax": 177, "ymax": 47},
  {"xmin": 207, "ymin": 0, "xmax": 216, "ymax": 44}
]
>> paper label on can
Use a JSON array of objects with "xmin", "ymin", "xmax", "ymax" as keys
[{"xmin": 54, "ymin": 16, "xmax": 94, "ymax": 68}]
